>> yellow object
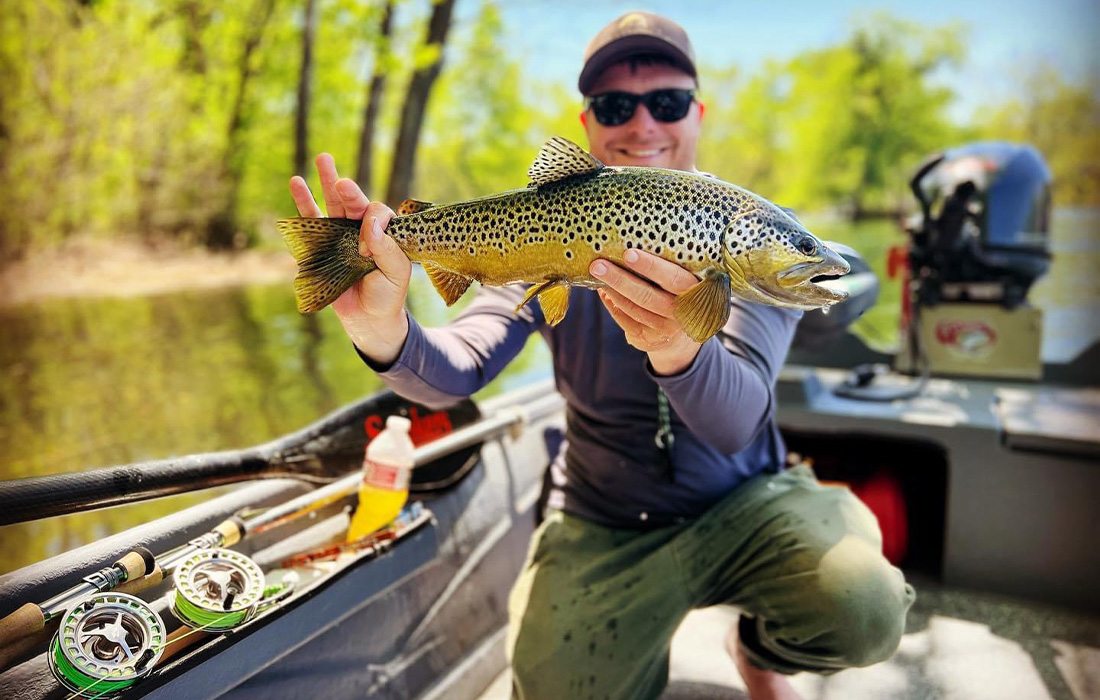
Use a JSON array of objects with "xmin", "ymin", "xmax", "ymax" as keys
[
  {"xmin": 346, "ymin": 415, "xmax": 415, "ymax": 543},
  {"xmin": 346, "ymin": 480, "xmax": 409, "ymax": 542}
]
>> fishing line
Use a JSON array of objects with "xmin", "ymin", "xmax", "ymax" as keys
[
  {"xmin": 169, "ymin": 549, "xmax": 265, "ymax": 632},
  {"xmin": 52, "ymin": 549, "xmax": 294, "ymax": 699},
  {"xmin": 57, "ymin": 608, "xmax": 233, "ymax": 700},
  {"xmin": 49, "ymin": 592, "xmax": 166, "ymax": 700}
]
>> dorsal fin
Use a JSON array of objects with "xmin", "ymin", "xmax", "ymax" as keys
[
  {"xmin": 527, "ymin": 137, "xmax": 605, "ymax": 188},
  {"xmin": 397, "ymin": 198, "xmax": 435, "ymax": 215}
]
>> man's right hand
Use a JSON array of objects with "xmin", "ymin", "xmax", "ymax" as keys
[{"xmin": 288, "ymin": 153, "xmax": 412, "ymax": 367}]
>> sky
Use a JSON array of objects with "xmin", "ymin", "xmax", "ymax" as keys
[{"xmin": 485, "ymin": 0, "xmax": 1099, "ymax": 121}]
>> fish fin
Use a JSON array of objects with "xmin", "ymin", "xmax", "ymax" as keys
[
  {"xmin": 515, "ymin": 279, "xmax": 571, "ymax": 325},
  {"xmin": 537, "ymin": 283, "xmax": 571, "ymax": 326},
  {"xmin": 673, "ymin": 269, "xmax": 732, "ymax": 342},
  {"xmin": 422, "ymin": 262, "xmax": 472, "ymax": 306},
  {"xmin": 397, "ymin": 198, "xmax": 435, "ymax": 215},
  {"xmin": 527, "ymin": 137, "xmax": 605, "ymax": 188},
  {"xmin": 276, "ymin": 217, "xmax": 374, "ymax": 314}
]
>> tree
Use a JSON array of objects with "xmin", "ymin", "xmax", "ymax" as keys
[
  {"xmin": 701, "ymin": 14, "xmax": 965, "ymax": 218},
  {"xmin": 983, "ymin": 67, "xmax": 1100, "ymax": 206},
  {"xmin": 206, "ymin": 0, "xmax": 278, "ymax": 249},
  {"xmin": 293, "ymin": 0, "xmax": 317, "ymax": 178},
  {"xmin": 385, "ymin": 0, "xmax": 457, "ymax": 207},
  {"xmin": 354, "ymin": 0, "xmax": 396, "ymax": 197}
]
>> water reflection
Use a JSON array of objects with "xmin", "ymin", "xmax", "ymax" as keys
[
  {"xmin": 0, "ymin": 210, "xmax": 1094, "ymax": 574},
  {"xmin": 0, "ymin": 274, "xmax": 550, "ymax": 574}
]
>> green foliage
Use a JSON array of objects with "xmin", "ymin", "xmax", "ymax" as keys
[
  {"xmin": 700, "ymin": 14, "xmax": 965, "ymax": 216},
  {"xmin": 0, "ymin": 2, "xmax": 1094, "ymax": 261},
  {"xmin": 414, "ymin": 1, "xmax": 585, "ymax": 202},
  {"xmin": 979, "ymin": 66, "xmax": 1100, "ymax": 206}
]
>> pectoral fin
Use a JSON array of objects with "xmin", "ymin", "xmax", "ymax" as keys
[
  {"xmin": 423, "ymin": 262, "xmax": 473, "ymax": 305},
  {"xmin": 516, "ymin": 279, "xmax": 571, "ymax": 325},
  {"xmin": 673, "ymin": 269, "xmax": 731, "ymax": 342}
]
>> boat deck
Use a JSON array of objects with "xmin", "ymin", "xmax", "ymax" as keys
[{"xmin": 474, "ymin": 575, "xmax": 1100, "ymax": 700}]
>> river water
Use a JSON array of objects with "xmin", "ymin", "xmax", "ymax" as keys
[{"xmin": 0, "ymin": 210, "xmax": 1096, "ymax": 574}]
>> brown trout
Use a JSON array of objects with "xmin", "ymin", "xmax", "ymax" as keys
[{"xmin": 277, "ymin": 137, "xmax": 850, "ymax": 342}]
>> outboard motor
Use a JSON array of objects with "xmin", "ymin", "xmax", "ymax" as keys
[
  {"xmin": 908, "ymin": 142, "xmax": 1052, "ymax": 309},
  {"xmin": 896, "ymin": 142, "xmax": 1053, "ymax": 380}
]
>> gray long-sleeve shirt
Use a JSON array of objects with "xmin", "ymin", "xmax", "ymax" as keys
[{"xmin": 369, "ymin": 284, "xmax": 801, "ymax": 528}]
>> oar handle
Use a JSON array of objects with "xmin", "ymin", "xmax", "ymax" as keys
[
  {"xmin": 0, "ymin": 451, "xmax": 270, "ymax": 526},
  {"xmin": 0, "ymin": 602, "xmax": 47, "ymax": 670}
]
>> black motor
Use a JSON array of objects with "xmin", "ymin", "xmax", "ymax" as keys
[{"xmin": 907, "ymin": 142, "xmax": 1052, "ymax": 308}]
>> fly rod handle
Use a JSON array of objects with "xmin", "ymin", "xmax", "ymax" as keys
[
  {"xmin": 115, "ymin": 565, "xmax": 165, "ymax": 596},
  {"xmin": 0, "ymin": 602, "xmax": 47, "ymax": 670},
  {"xmin": 117, "ymin": 548, "xmax": 155, "ymax": 581},
  {"xmin": 215, "ymin": 517, "xmax": 245, "ymax": 547}
]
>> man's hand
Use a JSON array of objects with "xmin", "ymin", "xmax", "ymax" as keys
[
  {"xmin": 590, "ymin": 249, "xmax": 705, "ymax": 376},
  {"xmin": 288, "ymin": 153, "xmax": 411, "ymax": 366}
]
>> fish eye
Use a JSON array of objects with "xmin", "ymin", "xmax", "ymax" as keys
[{"xmin": 796, "ymin": 236, "xmax": 817, "ymax": 256}]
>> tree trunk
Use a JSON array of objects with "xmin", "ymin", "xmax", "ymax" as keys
[
  {"xmin": 293, "ymin": 0, "xmax": 316, "ymax": 178},
  {"xmin": 385, "ymin": 0, "xmax": 456, "ymax": 207},
  {"xmin": 354, "ymin": 0, "xmax": 394, "ymax": 196},
  {"xmin": 206, "ymin": 0, "xmax": 277, "ymax": 250}
]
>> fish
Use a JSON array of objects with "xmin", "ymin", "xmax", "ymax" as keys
[{"xmin": 276, "ymin": 136, "xmax": 850, "ymax": 343}]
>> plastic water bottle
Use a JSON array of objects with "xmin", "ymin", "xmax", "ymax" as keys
[{"xmin": 346, "ymin": 415, "xmax": 415, "ymax": 542}]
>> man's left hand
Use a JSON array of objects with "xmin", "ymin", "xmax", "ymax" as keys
[{"xmin": 590, "ymin": 249, "xmax": 704, "ymax": 376}]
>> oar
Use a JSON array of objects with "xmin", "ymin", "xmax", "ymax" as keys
[
  {"xmin": 0, "ymin": 391, "xmax": 480, "ymax": 526},
  {"xmin": 0, "ymin": 391, "xmax": 564, "ymax": 672}
]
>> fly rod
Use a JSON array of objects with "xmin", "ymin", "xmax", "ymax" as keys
[{"xmin": 0, "ymin": 391, "xmax": 563, "ymax": 671}]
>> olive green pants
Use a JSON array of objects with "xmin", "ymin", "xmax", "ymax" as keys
[{"xmin": 507, "ymin": 465, "xmax": 916, "ymax": 700}]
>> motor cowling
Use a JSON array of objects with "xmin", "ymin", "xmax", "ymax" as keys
[{"xmin": 908, "ymin": 142, "xmax": 1052, "ymax": 308}]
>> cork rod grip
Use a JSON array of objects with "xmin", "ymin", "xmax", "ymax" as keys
[
  {"xmin": 215, "ymin": 518, "xmax": 244, "ymax": 547},
  {"xmin": 116, "ymin": 550, "xmax": 150, "ymax": 581},
  {"xmin": 115, "ymin": 565, "xmax": 165, "ymax": 596},
  {"xmin": 0, "ymin": 603, "xmax": 47, "ymax": 671}
]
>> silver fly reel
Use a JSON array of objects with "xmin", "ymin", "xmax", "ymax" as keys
[
  {"xmin": 48, "ymin": 592, "xmax": 166, "ymax": 698},
  {"xmin": 171, "ymin": 548, "xmax": 265, "ymax": 631}
]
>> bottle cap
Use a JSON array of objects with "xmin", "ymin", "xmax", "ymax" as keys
[{"xmin": 386, "ymin": 415, "xmax": 412, "ymax": 432}]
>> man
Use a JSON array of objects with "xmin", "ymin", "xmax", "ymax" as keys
[{"xmin": 289, "ymin": 11, "xmax": 914, "ymax": 700}]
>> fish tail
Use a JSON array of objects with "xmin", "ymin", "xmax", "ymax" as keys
[{"xmin": 276, "ymin": 217, "xmax": 375, "ymax": 314}]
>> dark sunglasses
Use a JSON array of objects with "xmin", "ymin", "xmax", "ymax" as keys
[{"xmin": 585, "ymin": 89, "xmax": 696, "ymax": 127}]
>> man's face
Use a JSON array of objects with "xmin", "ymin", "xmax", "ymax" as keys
[{"xmin": 582, "ymin": 62, "xmax": 701, "ymax": 172}]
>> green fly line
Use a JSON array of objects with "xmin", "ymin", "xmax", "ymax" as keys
[
  {"xmin": 58, "ymin": 581, "xmax": 293, "ymax": 700},
  {"xmin": 52, "ymin": 548, "xmax": 292, "ymax": 700},
  {"xmin": 170, "ymin": 591, "xmax": 251, "ymax": 630}
]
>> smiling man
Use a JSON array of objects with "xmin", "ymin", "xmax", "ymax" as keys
[{"xmin": 289, "ymin": 11, "xmax": 914, "ymax": 700}]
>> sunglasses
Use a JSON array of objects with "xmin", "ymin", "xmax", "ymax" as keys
[{"xmin": 585, "ymin": 89, "xmax": 696, "ymax": 127}]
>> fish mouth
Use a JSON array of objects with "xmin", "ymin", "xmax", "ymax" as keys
[{"xmin": 761, "ymin": 248, "xmax": 852, "ymax": 308}]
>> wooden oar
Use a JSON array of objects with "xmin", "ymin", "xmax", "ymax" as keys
[{"xmin": 0, "ymin": 391, "xmax": 479, "ymax": 526}]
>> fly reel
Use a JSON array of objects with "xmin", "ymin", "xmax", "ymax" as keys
[
  {"xmin": 47, "ymin": 592, "xmax": 165, "ymax": 698},
  {"xmin": 171, "ymin": 548, "xmax": 265, "ymax": 631}
]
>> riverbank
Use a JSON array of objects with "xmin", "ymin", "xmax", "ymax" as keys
[{"xmin": 0, "ymin": 237, "xmax": 297, "ymax": 310}]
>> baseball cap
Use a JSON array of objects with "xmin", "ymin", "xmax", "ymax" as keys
[{"xmin": 578, "ymin": 11, "xmax": 697, "ymax": 95}]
